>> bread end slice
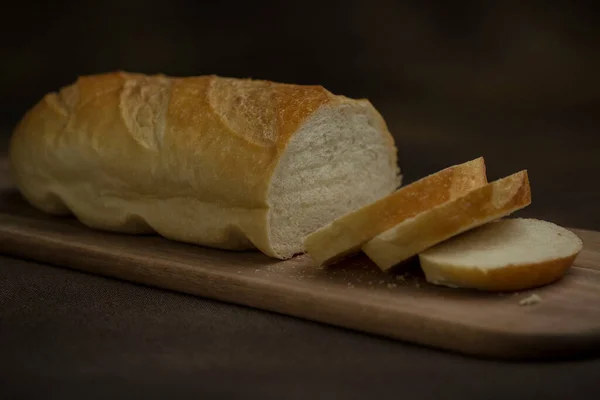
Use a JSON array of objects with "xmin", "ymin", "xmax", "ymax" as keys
[
  {"xmin": 363, "ymin": 170, "xmax": 531, "ymax": 271},
  {"xmin": 303, "ymin": 157, "xmax": 487, "ymax": 266},
  {"xmin": 419, "ymin": 218, "xmax": 583, "ymax": 291}
]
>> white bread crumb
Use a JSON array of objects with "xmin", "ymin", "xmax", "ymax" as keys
[
  {"xmin": 519, "ymin": 294, "xmax": 542, "ymax": 306},
  {"xmin": 419, "ymin": 219, "xmax": 582, "ymax": 291}
]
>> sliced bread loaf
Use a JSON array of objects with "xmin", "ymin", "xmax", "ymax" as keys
[
  {"xmin": 362, "ymin": 170, "xmax": 531, "ymax": 271},
  {"xmin": 9, "ymin": 72, "xmax": 401, "ymax": 259},
  {"xmin": 303, "ymin": 157, "xmax": 487, "ymax": 266},
  {"xmin": 418, "ymin": 218, "xmax": 583, "ymax": 291}
]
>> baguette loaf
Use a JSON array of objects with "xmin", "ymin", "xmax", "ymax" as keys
[
  {"xmin": 419, "ymin": 218, "xmax": 583, "ymax": 291},
  {"xmin": 9, "ymin": 72, "xmax": 401, "ymax": 259},
  {"xmin": 304, "ymin": 157, "xmax": 487, "ymax": 266},
  {"xmin": 362, "ymin": 171, "xmax": 531, "ymax": 271}
]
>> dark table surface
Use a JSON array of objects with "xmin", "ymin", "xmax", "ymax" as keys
[{"xmin": 1, "ymin": 111, "xmax": 600, "ymax": 399}]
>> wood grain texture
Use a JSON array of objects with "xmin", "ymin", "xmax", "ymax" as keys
[{"xmin": 1, "ymin": 165, "xmax": 600, "ymax": 360}]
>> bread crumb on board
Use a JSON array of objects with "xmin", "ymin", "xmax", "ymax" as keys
[{"xmin": 519, "ymin": 294, "xmax": 542, "ymax": 306}]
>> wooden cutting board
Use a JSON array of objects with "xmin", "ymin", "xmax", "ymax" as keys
[{"xmin": 1, "ymin": 172, "xmax": 600, "ymax": 360}]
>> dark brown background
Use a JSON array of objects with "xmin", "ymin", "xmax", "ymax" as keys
[
  {"xmin": 2, "ymin": 0, "xmax": 599, "ymax": 228},
  {"xmin": 1, "ymin": 1, "xmax": 600, "ymax": 398}
]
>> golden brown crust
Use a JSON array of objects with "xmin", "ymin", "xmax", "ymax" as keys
[
  {"xmin": 304, "ymin": 157, "xmax": 487, "ymax": 266},
  {"xmin": 10, "ymin": 71, "xmax": 341, "ymax": 204},
  {"xmin": 426, "ymin": 171, "xmax": 531, "ymax": 243},
  {"xmin": 362, "ymin": 171, "xmax": 531, "ymax": 271},
  {"xmin": 420, "ymin": 253, "xmax": 579, "ymax": 291},
  {"xmin": 206, "ymin": 75, "xmax": 334, "ymax": 148}
]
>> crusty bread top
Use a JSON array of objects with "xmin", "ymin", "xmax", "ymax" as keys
[
  {"xmin": 303, "ymin": 157, "xmax": 487, "ymax": 266},
  {"xmin": 48, "ymin": 71, "xmax": 336, "ymax": 148},
  {"xmin": 37, "ymin": 71, "xmax": 350, "ymax": 150}
]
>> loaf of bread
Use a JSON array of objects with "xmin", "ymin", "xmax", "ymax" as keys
[
  {"xmin": 419, "ymin": 218, "xmax": 583, "ymax": 291},
  {"xmin": 304, "ymin": 157, "xmax": 487, "ymax": 266},
  {"xmin": 362, "ymin": 171, "xmax": 531, "ymax": 271},
  {"xmin": 9, "ymin": 72, "xmax": 401, "ymax": 259}
]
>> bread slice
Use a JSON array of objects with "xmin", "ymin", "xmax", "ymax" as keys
[
  {"xmin": 9, "ymin": 72, "xmax": 401, "ymax": 259},
  {"xmin": 362, "ymin": 170, "xmax": 531, "ymax": 271},
  {"xmin": 303, "ymin": 157, "xmax": 487, "ymax": 266},
  {"xmin": 419, "ymin": 218, "xmax": 583, "ymax": 291}
]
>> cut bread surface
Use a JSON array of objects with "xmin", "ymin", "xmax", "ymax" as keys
[
  {"xmin": 267, "ymin": 101, "xmax": 401, "ymax": 259},
  {"xmin": 362, "ymin": 170, "xmax": 531, "ymax": 271},
  {"xmin": 419, "ymin": 218, "xmax": 583, "ymax": 291},
  {"xmin": 303, "ymin": 157, "xmax": 487, "ymax": 266}
]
